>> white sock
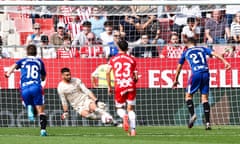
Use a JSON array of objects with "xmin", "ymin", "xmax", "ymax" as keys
[
  {"xmin": 128, "ymin": 111, "xmax": 136, "ymax": 130},
  {"xmin": 117, "ymin": 108, "xmax": 126, "ymax": 118}
]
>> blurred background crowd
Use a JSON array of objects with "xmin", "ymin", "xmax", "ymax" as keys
[{"xmin": 0, "ymin": 1, "xmax": 240, "ymax": 59}]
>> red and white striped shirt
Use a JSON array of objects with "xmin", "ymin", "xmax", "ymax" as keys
[
  {"xmin": 77, "ymin": 7, "xmax": 92, "ymax": 23},
  {"xmin": 80, "ymin": 45, "xmax": 104, "ymax": 58},
  {"xmin": 58, "ymin": 6, "xmax": 74, "ymax": 25},
  {"xmin": 67, "ymin": 22, "xmax": 82, "ymax": 39},
  {"xmin": 57, "ymin": 47, "xmax": 80, "ymax": 58}
]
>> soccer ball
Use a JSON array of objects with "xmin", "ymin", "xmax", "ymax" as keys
[{"xmin": 101, "ymin": 113, "xmax": 113, "ymax": 124}]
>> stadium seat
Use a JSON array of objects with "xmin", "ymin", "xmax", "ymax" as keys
[
  {"xmin": 7, "ymin": 12, "xmax": 22, "ymax": 20},
  {"xmin": 14, "ymin": 18, "xmax": 33, "ymax": 32},
  {"xmin": 19, "ymin": 32, "xmax": 32, "ymax": 45},
  {"xmin": 35, "ymin": 18, "xmax": 54, "ymax": 33}
]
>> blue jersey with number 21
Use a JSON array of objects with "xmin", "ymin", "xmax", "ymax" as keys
[
  {"xmin": 179, "ymin": 47, "xmax": 213, "ymax": 95},
  {"xmin": 16, "ymin": 56, "xmax": 46, "ymax": 106}
]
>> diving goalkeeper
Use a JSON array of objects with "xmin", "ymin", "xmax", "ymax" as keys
[{"xmin": 57, "ymin": 67, "xmax": 113, "ymax": 124}]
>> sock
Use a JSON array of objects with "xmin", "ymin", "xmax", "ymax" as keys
[
  {"xmin": 128, "ymin": 111, "xmax": 136, "ymax": 130},
  {"xmin": 40, "ymin": 114, "xmax": 47, "ymax": 130},
  {"xmin": 203, "ymin": 102, "xmax": 210, "ymax": 123},
  {"xmin": 117, "ymin": 108, "xmax": 126, "ymax": 118},
  {"xmin": 186, "ymin": 99, "xmax": 195, "ymax": 116}
]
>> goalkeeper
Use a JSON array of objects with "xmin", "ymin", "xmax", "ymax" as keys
[{"xmin": 57, "ymin": 67, "xmax": 113, "ymax": 124}]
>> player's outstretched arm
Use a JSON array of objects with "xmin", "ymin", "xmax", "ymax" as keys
[
  {"xmin": 211, "ymin": 51, "xmax": 231, "ymax": 70},
  {"xmin": 5, "ymin": 63, "xmax": 18, "ymax": 78},
  {"xmin": 172, "ymin": 64, "xmax": 183, "ymax": 88}
]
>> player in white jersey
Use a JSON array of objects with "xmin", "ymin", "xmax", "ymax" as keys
[{"xmin": 57, "ymin": 67, "xmax": 113, "ymax": 124}]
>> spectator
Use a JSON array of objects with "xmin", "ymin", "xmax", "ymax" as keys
[
  {"xmin": 89, "ymin": 6, "xmax": 107, "ymax": 39},
  {"xmin": 131, "ymin": 34, "xmax": 159, "ymax": 58},
  {"xmin": 225, "ymin": 5, "xmax": 240, "ymax": 27},
  {"xmin": 171, "ymin": 5, "xmax": 202, "ymax": 39},
  {"xmin": 67, "ymin": 15, "xmax": 82, "ymax": 41},
  {"xmin": 26, "ymin": 23, "xmax": 42, "ymax": 46},
  {"xmin": 72, "ymin": 21, "xmax": 92, "ymax": 48},
  {"xmin": 38, "ymin": 35, "xmax": 56, "ymax": 59},
  {"xmin": 160, "ymin": 33, "xmax": 185, "ymax": 58},
  {"xmin": 104, "ymin": 30, "xmax": 122, "ymax": 58},
  {"xmin": 50, "ymin": 22, "xmax": 71, "ymax": 50},
  {"xmin": 205, "ymin": 9, "xmax": 230, "ymax": 45},
  {"xmin": 138, "ymin": 15, "xmax": 165, "ymax": 45},
  {"xmin": 181, "ymin": 17, "xmax": 201, "ymax": 43},
  {"xmin": 230, "ymin": 11, "xmax": 240, "ymax": 43},
  {"xmin": 119, "ymin": 15, "xmax": 141, "ymax": 43},
  {"xmin": 106, "ymin": 5, "xmax": 134, "ymax": 30},
  {"xmin": 57, "ymin": 35, "xmax": 79, "ymax": 58},
  {"xmin": 80, "ymin": 32, "xmax": 104, "ymax": 58},
  {"xmin": 99, "ymin": 21, "xmax": 114, "ymax": 46}
]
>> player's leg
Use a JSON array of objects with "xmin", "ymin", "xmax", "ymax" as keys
[
  {"xmin": 32, "ymin": 86, "xmax": 47, "ymax": 136},
  {"xmin": 126, "ymin": 91, "xmax": 136, "ymax": 136},
  {"xmin": 87, "ymin": 100, "xmax": 113, "ymax": 124},
  {"xmin": 20, "ymin": 87, "xmax": 35, "ymax": 121},
  {"xmin": 186, "ymin": 74, "xmax": 200, "ymax": 128},
  {"xmin": 201, "ymin": 72, "xmax": 211, "ymax": 130}
]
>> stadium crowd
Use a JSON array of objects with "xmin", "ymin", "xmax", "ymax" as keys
[{"xmin": 0, "ymin": 3, "xmax": 240, "ymax": 59}]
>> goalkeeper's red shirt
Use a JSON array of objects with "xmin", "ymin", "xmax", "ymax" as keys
[{"xmin": 108, "ymin": 53, "xmax": 137, "ymax": 95}]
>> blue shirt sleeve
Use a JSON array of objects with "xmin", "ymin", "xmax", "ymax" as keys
[{"xmin": 178, "ymin": 51, "xmax": 186, "ymax": 65}]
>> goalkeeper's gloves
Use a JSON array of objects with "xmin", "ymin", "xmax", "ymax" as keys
[
  {"xmin": 61, "ymin": 111, "xmax": 69, "ymax": 120},
  {"xmin": 95, "ymin": 100, "xmax": 106, "ymax": 109}
]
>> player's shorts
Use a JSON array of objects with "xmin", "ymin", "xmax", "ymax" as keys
[
  {"xmin": 115, "ymin": 88, "xmax": 136, "ymax": 106},
  {"xmin": 75, "ymin": 95, "xmax": 94, "ymax": 114},
  {"xmin": 186, "ymin": 71, "xmax": 209, "ymax": 95},
  {"xmin": 21, "ymin": 84, "xmax": 44, "ymax": 106}
]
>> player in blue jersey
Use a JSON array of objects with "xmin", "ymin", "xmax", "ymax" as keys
[
  {"xmin": 5, "ymin": 44, "xmax": 48, "ymax": 136},
  {"xmin": 172, "ymin": 38, "xmax": 231, "ymax": 130}
]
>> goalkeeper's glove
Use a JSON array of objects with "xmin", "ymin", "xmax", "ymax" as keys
[
  {"xmin": 95, "ymin": 100, "xmax": 106, "ymax": 110},
  {"xmin": 61, "ymin": 111, "xmax": 69, "ymax": 120}
]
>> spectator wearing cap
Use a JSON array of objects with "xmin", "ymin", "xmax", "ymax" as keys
[
  {"xmin": 50, "ymin": 22, "xmax": 71, "ymax": 50},
  {"xmin": 26, "ymin": 23, "xmax": 42, "ymax": 46},
  {"xmin": 71, "ymin": 21, "xmax": 92, "ymax": 48},
  {"xmin": 38, "ymin": 35, "xmax": 56, "ymax": 59}
]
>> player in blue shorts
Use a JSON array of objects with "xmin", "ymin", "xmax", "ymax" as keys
[
  {"xmin": 172, "ymin": 38, "xmax": 231, "ymax": 130},
  {"xmin": 5, "ymin": 44, "xmax": 48, "ymax": 136}
]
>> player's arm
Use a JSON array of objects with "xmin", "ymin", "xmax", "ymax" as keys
[
  {"xmin": 78, "ymin": 79, "xmax": 98, "ymax": 101},
  {"xmin": 106, "ymin": 66, "xmax": 112, "ymax": 95},
  {"xmin": 5, "ymin": 63, "xmax": 18, "ymax": 78},
  {"xmin": 57, "ymin": 84, "xmax": 69, "ymax": 119},
  {"xmin": 172, "ymin": 64, "xmax": 183, "ymax": 88},
  {"xmin": 211, "ymin": 51, "xmax": 231, "ymax": 70}
]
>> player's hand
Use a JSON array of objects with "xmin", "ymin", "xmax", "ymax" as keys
[
  {"xmin": 225, "ymin": 62, "xmax": 231, "ymax": 70},
  {"xmin": 4, "ymin": 72, "xmax": 10, "ymax": 78},
  {"xmin": 172, "ymin": 81, "xmax": 179, "ymax": 89},
  {"xmin": 61, "ymin": 112, "xmax": 69, "ymax": 120},
  {"xmin": 107, "ymin": 87, "xmax": 112, "ymax": 95}
]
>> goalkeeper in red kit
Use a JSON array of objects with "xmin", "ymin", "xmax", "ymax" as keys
[{"xmin": 106, "ymin": 40, "xmax": 138, "ymax": 136}]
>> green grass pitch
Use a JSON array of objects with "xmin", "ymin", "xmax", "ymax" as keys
[{"xmin": 0, "ymin": 126, "xmax": 239, "ymax": 144}]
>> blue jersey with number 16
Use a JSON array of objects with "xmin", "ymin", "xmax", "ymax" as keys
[
  {"xmin": 16, "ymin": 56, "xmax": 46, "ymax": 88},
  {"xmin": 179, "ymin": 47, "xmax": 212, "ymax": 73}
]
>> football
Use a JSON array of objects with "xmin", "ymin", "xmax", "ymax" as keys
[{"xmin": 101, "ymin": 113, "xmax": 113, "ymax": 124}]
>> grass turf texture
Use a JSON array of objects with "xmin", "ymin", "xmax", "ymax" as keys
[{"xmin": 0, "ymin": 126, "xmax": 239, "ymax": 144}]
